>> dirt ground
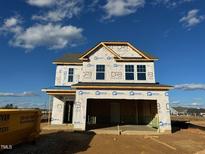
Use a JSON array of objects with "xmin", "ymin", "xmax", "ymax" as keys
[{"xmin": 3, "ymin": 121, "xmax": 205, "ymax": 154}]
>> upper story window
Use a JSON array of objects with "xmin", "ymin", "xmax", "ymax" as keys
[
  {"xmin": 125, "ymin": 65, "xmax": 134, "ymax": 80},
  {"xmin": 137, "ymin": 65, "xmax": 146, "ymax": 80},
  {"xmin": 68, "ymin": 68, "xmax": 74, "ymax": 82},
  {"xmin": 96, "ymin": 65, "xmax": 105, "ymax": 80}
]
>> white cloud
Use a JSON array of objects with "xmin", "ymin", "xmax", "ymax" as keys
[
  {"xmin": 27, "ymin": 0, "xmax": 56, "ymax": 7},
  {"xmin": 179, "ymin": 9, "xmax": 204, "ymax": 29},
  {"xmin": 29, "ymin": 0, "xmax": 83, "ymax": 22},
  {"xmin": 0, "ymin": 94, "xmax": 48, "ymax": 108},
  {"xmin": 170, "ymin": 100, "xmax": 180, "ymax": 105},
  {"xmin": 0, "ymin": 91, "xmax": 38, "ymax": 97},
  {"xmin": 191, "ymin": 102, "xmax": 200, "ymax": 106},
  {"xmin": 0, "ymin": 17, "xmax": 84, "ymax": 50},
  {"xmin": 170, "ymin": 99, "xmax": 205, "ymax": 108},
  {"xmin": 4, "ymin": 17, "xmax": 20, "ymax": 27},
  {"xmin": 174, "ymin": 84, "xmax": 205, "ymax": 91},
  {"xmin": 10, "ymin": 23, "xmax": 84, "ymax": 50},
  {"xmin": 0, "ymin": 16, "xmax": 23, "ymax": 34},
  {"xmin": 32, "ymin": 10, "xmax": 63, "ymax": 22},
  {"xmin": 159, "ymin": 0, "xmax": 177, "ymax": 7},
  {"xmin": 88, "ymin": 0, "xmax": 99, "ymax": 12},
  {"xmin": 152, "ymin": 0, "xmax": 194, "ymax": 8},
  {"xmin": 103, "ymin": 0, "xmax": 145, "ymax": 19}
]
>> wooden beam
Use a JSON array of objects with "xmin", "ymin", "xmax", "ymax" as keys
[
  {"xmin": 79, "ymin": 43, "xmax": 103, "ymax": 60},
  {"xmin": 47, "ymin": 93, "xmax": 76, "ymax": 95},
  {"xmin": 52, "ymin": 62, "xmax": 83, "ymax": 65},
  {"xmin": 103, "ymin": 42, "xmax": 128, "ymax": 44},
  {"xmin": 72, "ymin": 85, "xmax": 173, "ymax": 90},
  {"xmin": 41, "ymin": 89, "xmax": 76, "ymax": 94},
  {"xmin": 127, "ymin": 42, "xmax": 151, "ymax": 60},
  {"xmin": 101, "ymin": 43, "xmax": 122, "ymax": 59},
  {"xmin": 116, "ymin": 59, "xmax": 156, "ymax": 62}
]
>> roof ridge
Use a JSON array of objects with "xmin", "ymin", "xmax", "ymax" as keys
[{"xmin": 54, "ymin": 42, "xmax": 158, "ymax": 64}]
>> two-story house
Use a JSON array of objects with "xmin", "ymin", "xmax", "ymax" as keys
[{"xmin": 42, "ymin": 42, "xmax": 172, "ymax": 133}]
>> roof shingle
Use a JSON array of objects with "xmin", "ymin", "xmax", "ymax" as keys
[
  {"xmin": 53, "ymin": 53, "xmax": 82, "ymax": 63},
  {"xmin": 53, "ymin": 42, "xmax": 158, "ymax": 64}
]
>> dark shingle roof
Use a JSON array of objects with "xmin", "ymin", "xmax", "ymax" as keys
[
  {"xmin": 54, "ymin": 51, "xmax": 157, "ymax": 63},
  {"xmin": 53, "ymin": 53, "xmax": 82, "ymax": 63},
  {"xmin": 43, "ymin": 86, "xmax": 72, "ymax": 90},
  {"xmin": 72, "ymin": 82, "xmax": 172, "ymax": 90},
  {"xmin": 139, "ymin": 50, "xmax": 158, "ymax": 59},
  {"xmin": 53, "ymin": 42, "xmax": 158, "ymax": 64}
]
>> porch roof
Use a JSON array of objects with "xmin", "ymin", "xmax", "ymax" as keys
[
  {"xmin": 72, "ymin": 82, "xmax": 173, "ymax": 90},
  {"xmin": 53, "ymin": 53, "xmax": 82, "ymax": 65},
  {"xmin": 41, "ymin": 86, "xmax": 76, "ymax": 95}
]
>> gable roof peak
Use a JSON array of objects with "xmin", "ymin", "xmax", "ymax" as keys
[
  {"xmin": 79, "ymin": 41, "xmax": 158, "ymax": 61},
  {"xmin": 101, "ymin": 41, "xmax": 129, "ymax": 44}
]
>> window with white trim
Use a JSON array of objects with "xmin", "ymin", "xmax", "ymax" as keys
[
  {"xmin": 125, "ymin": 65, "xmax": 134, "ymax": 80},
  {"xmin": 96, "ymin": 65, "xmax": 105, "ymax": 80},
  {"xmin": 137, "ymin": 65, "xmax": 146, "ymax": 80},
  {"xmin": 68, "ymin": 68, "xmax": 74, "ymax": 82}
]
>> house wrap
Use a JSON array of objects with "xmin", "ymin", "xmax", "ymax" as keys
[{"xmin": 42, "ymin": 41, "xmax": 172, "ymax": 133}]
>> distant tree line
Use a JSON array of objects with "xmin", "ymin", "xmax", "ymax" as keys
[
  {"xmin": 173, "ymin": 106, "xmax": 205, "ymax": 116},
  {"xmin": 187, "ymin": 108, "xmax": 205, "ymax": 116},
  {"xmin": 0, "ymin": 104, "xmax": 18, "ymax": 109}
]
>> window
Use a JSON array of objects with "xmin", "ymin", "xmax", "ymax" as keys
[
  {"xmin": 137, "ymin": 65, "xmax": 146, "ymax": 80},
  {"xmin": 125, "ymin": 65, "xmax": 134, "ymax": 80},
  {"xmin": 68, "ymin": 68, "xmax": 74, "ymax": 82},
  {"xmin": 96, "ymin": 65, "xmax": 105, "ymax": 80}
]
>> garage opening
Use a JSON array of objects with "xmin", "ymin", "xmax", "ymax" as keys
[{"xmin": 86, "ymin": 99, "xmax": 158, "ymax": 130}]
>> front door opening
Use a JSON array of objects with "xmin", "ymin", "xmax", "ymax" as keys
[
  {"xmin": 63, "ymin": 101, "xmax": 73, "ymax": 123},
  {"xmin": 86, "ymin": 99, "xmax": 158, "ymax": 130}
]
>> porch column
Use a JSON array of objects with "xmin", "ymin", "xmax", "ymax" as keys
[
  {"xmin": 157, "ymin": 95, "xmax": 172, "ymax": 133},
  {"xmin": 51, "ymin": 97, "xmax": 65, "ymax": 124},
  {"xmin": 72, "ymin": 93, "xmax": 87, "ymax": 130}
]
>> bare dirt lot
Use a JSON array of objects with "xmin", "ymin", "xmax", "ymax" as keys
[{"xmin": 3, "ymin": 121, "xmax": 205, "ymax": 154}]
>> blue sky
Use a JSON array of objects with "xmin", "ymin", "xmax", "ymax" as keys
[{"xmin": 0, "ymin": 0, "xmax": 205, "ymax": 109}]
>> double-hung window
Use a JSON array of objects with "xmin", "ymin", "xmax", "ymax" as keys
[
  {"xmin": 68, "ymin": 68, "xmax": 74, "ymax": 82},
  {"xmin": 125, "ymin": 65, "xmax": 134, "ymax": 80},
  {"xmin": 96, "ymin": 65, "xmax": 105, "ymax": 80},
  {"xmin": 137, "ymin": 65, "xmax": 146, "ymax": 80}
]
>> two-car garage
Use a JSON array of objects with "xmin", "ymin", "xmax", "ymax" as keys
[{"xmin": 86, "ymin": 99, "xmax": 159, "ymax": 130}]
